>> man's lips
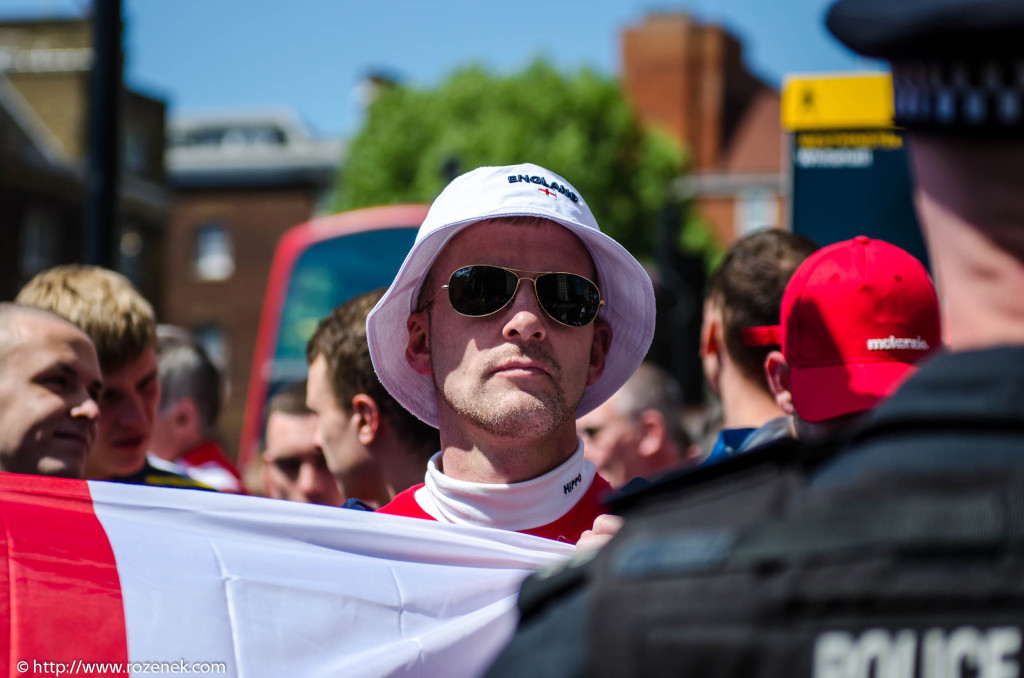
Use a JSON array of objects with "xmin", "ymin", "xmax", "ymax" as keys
[
  {"xmin": 491, "ymin": 361, "xmax": 551, "ymax": 377},
  {"xmin": 53, "ymin": 429, "xmax": 92, "ymax": 450},
  {"xmin": 111, "ymin": 434, "xmax": 147, "ymax": 449}
]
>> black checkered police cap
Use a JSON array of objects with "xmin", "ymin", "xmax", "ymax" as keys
[{"xmin": 827, "ymin": 0, "xmax": 1024, "ymax": 135}]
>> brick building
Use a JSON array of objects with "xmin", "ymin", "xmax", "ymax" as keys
[
  {"xmin": 622, "ymin": 12, "xmax": 785, "ymax": 246},
  {"xmin": 0, "ymin": 18, "xmax": 167, "ymax": 302},
  {"xmin": 164, "ymin": 112, "xmax": 341, "ymax": 457}
]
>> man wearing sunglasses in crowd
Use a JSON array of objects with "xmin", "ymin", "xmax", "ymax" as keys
[{"xmin": 367, "ymin": 163, "xmax": 656, "ymax": 544}]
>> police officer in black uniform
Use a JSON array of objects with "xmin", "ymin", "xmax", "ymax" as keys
[{"xmin": 487, "ymin": 1, "xmax": 1024, "ymax": 676}]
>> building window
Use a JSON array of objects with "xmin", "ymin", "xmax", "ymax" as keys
[
  {"xmin": 123, "ymin": 126, "xmax": 149, "ymax": 177},
  {"xmin": 193, "ymin": 324, "xmax": 229, "ymax": 377},
  {"xmin": 194, "ymin": 222, "xmax": 235, "ymax": 281},
  {"xmin": 117, "ymin": 225, "xmax": 145, "ymax": 288},
  {"xmin": 20, "ymin": 206, "xmax": 59, "ymax": 279},
  {"xmin": 736, "ymin": 189, "xmax": 778, "ymax": 237}
]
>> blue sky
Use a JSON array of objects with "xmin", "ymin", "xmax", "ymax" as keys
[{"xmin": 0, "ymin": 0, "xmax": 883, "ymax": 138}]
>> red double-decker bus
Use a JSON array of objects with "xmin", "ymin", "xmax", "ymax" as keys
[{"xmin": 237, "ymin": 204, "xmax": 429, "ymax": 471}]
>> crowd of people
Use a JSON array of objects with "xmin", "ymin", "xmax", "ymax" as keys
[
  {"xmin": 6, "ymin": 156, "xmax": 927, "ymax": 514},
  {"xmin": 0, "ymin": 0, "xmax": 1019, "ymax": 671}
]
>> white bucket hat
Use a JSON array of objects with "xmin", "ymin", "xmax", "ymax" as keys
[{"xmin": 366, "ymin": 162, "xmax": 657, "ymax": 428}]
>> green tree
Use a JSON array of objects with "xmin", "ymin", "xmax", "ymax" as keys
[{"xmin": 331, "ymin": 60, "xmax": 710, "ymax": 262}]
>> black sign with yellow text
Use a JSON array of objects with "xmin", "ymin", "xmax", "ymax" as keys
[{"xmin": 784, "ymin": 74, "xmax": 929, "ymax": 268}]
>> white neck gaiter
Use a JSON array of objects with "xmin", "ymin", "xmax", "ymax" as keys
[{"xmin": 414, "ymin": 439, "xmax": 597, "ymax": 531}]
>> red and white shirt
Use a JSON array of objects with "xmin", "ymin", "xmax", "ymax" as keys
[
  {"xmin": 378, "ymin": 442, "xmax": 611, "ymax": 544},
  {"xmin": 149, "ymin": 442, "xmax": 245, "ymax": 494},
  {"xmin": 180, "ymin": 442, "xmax": 244, "ymax": 493}
]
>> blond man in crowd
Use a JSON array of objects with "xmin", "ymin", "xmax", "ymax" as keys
[{"xmin": 17, "ymin": 266, "xmax": 208, "ymax": 489}]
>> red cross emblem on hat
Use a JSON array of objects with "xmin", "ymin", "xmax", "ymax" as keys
[{"xmin": 538, "ymin": 188, "xmax": 555, "ymax": 197}]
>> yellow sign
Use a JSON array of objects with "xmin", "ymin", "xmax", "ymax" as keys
[{"xmin": 782, "ymin": 72, "xmax": 894, "ymax": 131}]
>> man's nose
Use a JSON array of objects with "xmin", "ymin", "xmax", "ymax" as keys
[
  {"xmin": 119, "ymin": 393, "xmax": 148, "ymax": 424},
  {"xmin": 296, "ymin": 461, "xmax": 319, "ymax": 492},
  {"xmin": 501, "ymin": 280, "xmax": 547, "ymax": 341},
  {"xmin": 72, "ymin": 395, "xmax": 100, "ymax": 421}
]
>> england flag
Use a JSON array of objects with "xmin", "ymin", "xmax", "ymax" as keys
[{"xmin": 0, "ymin": 474, "xmax": 573, "ymax": 677}]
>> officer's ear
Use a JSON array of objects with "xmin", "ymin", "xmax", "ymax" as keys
[{"xmin": 764, "ymin": 351, "xmax": 795, "ymax": 416}]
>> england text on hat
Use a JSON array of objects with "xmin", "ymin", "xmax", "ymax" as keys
[{"xmin": 507, "ymin": 174, "xmax": 579, "ymax": 202}]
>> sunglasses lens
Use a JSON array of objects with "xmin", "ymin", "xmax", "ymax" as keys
[
  {"xmin": 445, "ymin": 266, "xmax": 602, "ymax": 327},
  {"xmin": 447, "ymin": 266, "xmax": 519, "ymax": 316},
  {"xmin": 535, "ymin": 273, "xmax": 602, "ymax": 327}
]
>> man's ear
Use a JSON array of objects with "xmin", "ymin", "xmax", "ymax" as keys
[
  {"xmin": 700, "ymin": 302, "xmax": 723, "ymax": 395},
  {"xmin": 764, "ymin": 351, "xmax": 795, "ymax": 415},
  {"xmin": 172, "ymin": 397, "xmax": 199, "ymax": 434},
  {"xmin": 586, "ymin": 320, "xmax": 613, "ymax": 386},
  {"xmin": 351, "ymin": 394, "xmax": 381, "ymax": 446},
  {"xmin": 635, "ymin": 410, "xmax": 667, "ymax": 458},
  {"xmin": 700, "ymin": 305, "xmax": 719, "ymax": 359},
  {"xmin": 406, "ymin": 311, "xmax": 432, "ymax": 376}
]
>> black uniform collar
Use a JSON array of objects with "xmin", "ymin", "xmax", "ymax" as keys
[{"xmin": 855, "ymin": 346, "xmax": 1024, "ymax": 431}]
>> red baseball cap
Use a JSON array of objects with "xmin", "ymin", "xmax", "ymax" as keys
[{"xmin": 780, "ymin": 236, "xmax": 941, "ymax": 423}]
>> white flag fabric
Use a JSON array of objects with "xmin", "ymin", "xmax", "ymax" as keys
[{"xmin": 0, "ymin": 475, "xmax": 573, "ymax": 678}]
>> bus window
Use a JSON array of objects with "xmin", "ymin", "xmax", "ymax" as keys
[
  {"xmin": 238, "ymin": 204, "xmax": 429, "ymax": 469},
  {"xmin": 271, "ymin": 228, "xmax": 419, "ymax": 387}
]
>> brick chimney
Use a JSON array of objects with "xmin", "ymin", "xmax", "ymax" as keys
[{"xmin": 622, "ymin": 12, "xmax": 766, "ymax": 172}]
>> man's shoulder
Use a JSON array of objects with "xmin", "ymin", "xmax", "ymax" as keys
[
  {"xmin": 179, "ymin": 442, "xmax": 240, "ymax": 476},
  {"xmin": 812, "ymin": 348, "xmax": 1024, "ymax": 491},
  {"xmin": 177, "ymin": 442, "xmax": 244, "ymax": 493},
  {"xmin": 608, "ymin": 435, "xmax": 813, "ymax": 524},
  {"xmin": 861, "ymin": 347, "xmax": 1024, "ymax": 423},
  {"xmin": 575, "ymin": 469, "xmax": 1024, "ymax": 676},
  {"xmin": 341, "ymin": 498, "xmax": 375, "ymax": 511},
  {"xmin": 376, "ymin": 484, "xmax": 432, "ymax": 518},
  {"xmin": 112, "ymin": 460, "xmax": 216, "ymax": 492}
]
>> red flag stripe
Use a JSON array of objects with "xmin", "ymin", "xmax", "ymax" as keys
[{"xmin": 0, "ymin": 474, "xmax": 128, "ymax": 677}]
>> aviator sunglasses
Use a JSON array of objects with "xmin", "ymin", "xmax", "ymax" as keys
[{"xmin": 424, "ymin": 265, "xmax": 605, "ymax": 328}]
